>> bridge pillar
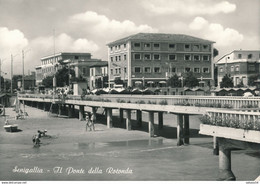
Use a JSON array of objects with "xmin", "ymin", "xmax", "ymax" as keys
[
  {"xmin": 184, "ymin": 114, "xmax": 190, "ymax": 144},
  {"xmin": 158, "ymin": 112, "xmax": 163, "ymax": 129},
  {"xmin": 148, "ymin": 111, "xmax": 155, "ymax": 137},
  {"xmin": 92, "ymin": 107, "xmax": 97, "ymax": 125},
  {"xmin": 177, "ymin": 114, "xmax": 184, "ymax": 146},
  {"xmin": 36, "ymin": 102, "xmax": 40, "ymax": 109},
  {"xmin": 79, "ymin": 105, "xmax": 85, "ymax": 121},
  {"xmin": 136, "ymin": 110, "xmax": 142, "ymax": 127},
  {"xmin": 43, "ymin": 103, "xmax": 47, "ymax": 111},
  {"xmin": 58, "ymin": 104, "xmax": 62, "ymax": 117},
  {"xmin": 68, "ymin": 105, "xmax": 73, "ymax": 118},
  {"xmin": 213, "ymin": 136, "xmax": 219, "ymax": 155},
  {"xmin": 126, "ymin": 109, "xmax": 131, "ymax": 130},
  {"xmin": 106, "ymin": 108, "xmax": 113, "ymax": 128},
  {"xmin": 218, "ymin": 142, "xmax": 236, "ymax": 181},
  {"xmin": 119, "ymin": 109, "xmax": 124, "ymax": 124}
]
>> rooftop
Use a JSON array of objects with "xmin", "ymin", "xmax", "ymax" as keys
[
  {"xmin": 41, "ymin": 52, "xmax": 91, "ymax": 60},
  {"xmin": 107, "ymin": 33, "xmax": 215, "ymax": 46}
]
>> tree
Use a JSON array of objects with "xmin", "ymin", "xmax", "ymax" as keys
[
  {"xmin": 42, "ymin": 76, "xmax": 53, "ymax": 88},
  {"xmin": 184, "ymin": 72, "xmax": 199, "ymax": 88},
  {"xmin": 220, "ymin": 74, "xmax": 234, "ymax": 88},
  {"xmin": 167, "ymin": 74, "xmax": 181, "ymax": 87},
  {"xmin": 55, "ymin": 66, "xmax": 75, "ymax": 87},
  {"xmin": 12, "ymin": 75, "xmax": 22, "ymax": 90},
  {"xmin": 114, "ymin": 77, "xmax": 123, "ymax": 85},
  {"xmin": 213, "ymin": 48, "xmax": 219, "ymax": 58},
  {"xmin": 248, "ymin": 74, "xmax": 260, "ymax": 86}
]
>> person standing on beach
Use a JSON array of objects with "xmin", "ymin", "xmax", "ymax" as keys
[{"xmin": 85, "ymin": 113, "xmax": 95, "ymax": 131}]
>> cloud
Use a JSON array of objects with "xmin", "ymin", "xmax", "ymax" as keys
[
  {"xmin": 189, "ymin": 17, "xmax": 243, "ymax": 47},
  {"xmin": 141, "ymin": 0, "xmax": 236, "ymax": 16},
  {"xmin": 69, "ymin": 11, "xmax": 157, "ymax": 38},
  {"xmin": 30, "ymin": 33, "xmax": 99, "ymax": 55},
  {"xmin": 0, "ymin": 27, "xmax": 28, "ymax": 58}
]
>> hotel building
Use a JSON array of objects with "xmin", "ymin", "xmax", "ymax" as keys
[
  {"xmin": 216, "ymin": 50, "xmax": 260, "ymax": 87},
  {"xmin": 107, "ymin": 33, "xmax": 215, "ymax": 88}
]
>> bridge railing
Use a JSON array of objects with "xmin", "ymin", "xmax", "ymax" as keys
[
  {"xmin": 201, "ymin": 109, "xmax": 260, "ymax": 131},
  {"xmin": 18, "ymin": 93, "xmax": 260, "ymax": 109}
]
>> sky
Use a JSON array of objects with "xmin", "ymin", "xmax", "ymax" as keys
[{"xmin": 0, "ymin": 0, "xmax": 259, "ymax": 78}]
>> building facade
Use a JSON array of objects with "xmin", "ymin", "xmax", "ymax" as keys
[
  {"xmin": 89, "ymin": 62, "xmax": 108, "ymax": 90},
  {"xmin": 107, "ymin": 33, "xmax": 215, "ymax": 88},
  {"xmin": 216, "ymin": 50, "xmax": 260, "ymax": 87},
  {"xmin": 35, "ymin": 52, "xmax": 106, "ymax": 88}
]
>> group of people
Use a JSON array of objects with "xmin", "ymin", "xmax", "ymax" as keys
[
  {"xmin": 85, "ymin": 112, "xmax": 95, "ymax": 131},
  {"xmin": 32, "ymin": 130, "xmax": 47, "ymax": 147}
]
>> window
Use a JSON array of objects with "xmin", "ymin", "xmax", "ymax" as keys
[
  {"xmin": 184, "ymin": 44, "xmax": 190, "ymax": 50},
  {"xmin": 110, "ymin": 57, "xmax": 113, "ymax": 62},
  {"xmin": 118, "ymin": 56, "xmax": 121, "ymax": 61},
  {"xmin": 144, "ymin": 67, "xmax": 151, "ymax": 73},
  {"xmin": 154, "ymin": 54, "xmax": 160, "ymax": 60},
  {"xmin": 115, "ymin": 68, "xmax": 118, "ymax": 74},
  {"xmin": 115, "ymin": 56, "xmax": 118, "ymax": 61},
  {"xmin": 118, "ymin": 68, "xmax": 121, "ymax": 74},
  {"xmin": 193, "ymin": 44, "xmax": 200, "ymax": 51},
  {"xmin": 203, "ymin": 55, "xmax": 209, "ymax": 61},
  {"xmin": 169, "ymin": 54, "xmax": 176, "ymax": 61},
  {"xmin": 134, "ymin": 43, "xmax": 141, "ymax": 47},
  {"xmin": 134, "ymin": 54, "xmax": 141, "ymax": 60},
  {"xmin": 124, "ymin": 67, "xmax": 127, "ymax": 73},
  {"xmin": 184, "ymin": 55, "xmax": 191, "ymax": 61},
  {"xmin": 134, "ymin": 67, "xmax": 141, "ymax": 73},
  {"xmin": 203, "ymin": 45, "xmax": 209, "ymax": 50},
  {"xmin": 153, "ymin": 43, "xmax": 160, "ymax": 49},
  {"xmin": 249, "ymin": 65, "xmax": 255, "ymax": 71},
  {"xmin": 220, "ymin": 67, "xmax": 223, "ymax": 73},
  {"xmin": 115, "ymin": 45, "xmax": 117, "ymax": 50},
  {"xmin": 144, "ymin": 54, "xmax": 151, "ymax": 60},
  {"xmin": 118, "ymin": 45, "xmax": 121, "ymax": 49},
  {"xmin": 169, "ymin": 44, "xmax": 175, "ymax": 49},
  {"xmin": 124, "ymin": 54, "xmax": 127, "ymax": 60},
  {"xmin": 75, "ymin": 56, "xmax": 79, "ymax": 59},
  {"xmin": 110, "ymin": 69, "xmax": 113, "ymax": 75},
  {"xmin": 248, "ymin": 54, "xmax": 252, "ymax": 59},
  {"xmin": 124, "ymin": 44, "xmax": 126, "ymax": 48},
  {"xmin": 193, "ymin": 55, "xmax": 200, "ymax": 61},
  {"xmin": 194, "ymin": 68, "xmax": 200, "ymax": 73},
  {"xmin": 231, "ymin": 66, "xmax": 234, "ymax": 72},
  {"xmin": 235, "ymin": 65, "xmax": 239, "ymax": 71},
  {"xmin": 83, "ymin": 68, "xmax": 86, "ymax": 75},
  {"xmin": 203, "ymin": 68, "xmax": 209, "ymax": 73},
  {"xmin": 154, "ymin": 67, "xmax": 161, "ymax": 73},
  {"xmin": 185, "ymin": 67, "xmax": 191, "ymax": 72},
  {"xmin": 238, "ymin": 54, "xmax": 242, "ymax": 59},
  {"xmin": 144, "ymin": 43, "xmax": 151, "ymax": 48},
  {"xmin": 171, "ymin": 67, "xmax": 176, "ymax": 73}
]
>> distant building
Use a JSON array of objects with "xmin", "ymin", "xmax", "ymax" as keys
[
  {"xmin": 107, "ymin": 33, "xmax": 215, "ymax": 88},
  {"xmin": 17, "ymin": 72, "xmax": 36, "ymax": 90},
  {"xmin": 35, "ymin": 52, "xmax": 106, "ymax": 88},
  {"xmin": 89, "ymin": 62, "xmax": 108, "ymax": 90},
  {"xmin": 216, "ymin": 50, "xmax": 260, "ymax": 87}
]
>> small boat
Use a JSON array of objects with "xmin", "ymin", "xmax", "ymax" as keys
[{"xmin": 4, "ymin": 124, "xmax": 18, "ymax": 132}]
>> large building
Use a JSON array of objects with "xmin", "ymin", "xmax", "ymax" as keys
[
  {"xmin": 35, "ymin": 52, "xmax": 107, "ymax": 88},
  {"xmin": 89, "ymin": 62, "xmax": 108, "ymax": 90},
  {"xmin": 107, "ymin": 33, "xmax": 215, "ymax": 88},
  {"xmin": 216, "ymin": 50, "xmax": 260, "ymax": 87}
]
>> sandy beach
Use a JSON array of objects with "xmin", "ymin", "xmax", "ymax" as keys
[{"xmin": 0, "ymin": 105, "xmax": 259, "ymax": 181}]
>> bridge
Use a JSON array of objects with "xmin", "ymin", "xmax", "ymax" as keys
[{"xmin": 17, "ymin": 93, "xmax": 260, "ymax": 180}]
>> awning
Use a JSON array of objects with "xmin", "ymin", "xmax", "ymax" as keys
[
  {"xmin": 147, "ymin": 81, "xmax": 154, "ymax": 84},
  {"xmin": 159, "ymin": 81, "xmax": 166, "ymax": 84},
  {"xmin": 135, "ymin": 81, "xmax": 142, "ymax": 84}
]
